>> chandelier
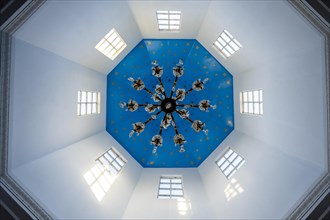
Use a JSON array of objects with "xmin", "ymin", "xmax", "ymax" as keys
[{"xmin": 120, "ymin": 59, "xmax": 216, "ymax": 154}]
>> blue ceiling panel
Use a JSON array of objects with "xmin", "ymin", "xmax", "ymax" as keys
[{"xmin": 106, "ymin": 39, "xmax": 234, "ymax": 168}]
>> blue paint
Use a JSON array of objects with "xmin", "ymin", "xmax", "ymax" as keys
[{"xmin": 106, "ymin": 39, "xmax": 234, "ymax": 168}]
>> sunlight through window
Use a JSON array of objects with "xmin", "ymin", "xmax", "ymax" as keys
[
  {"xmin": 224, "ymin": 178, "xmax": 244, "ymax": 201},
  {"xmin": 156, "ymin": 11, "xmax": 181, "ymax": 32},
  {"xmin": 216, "ymin": 148, "xmax": 245, "ymax": 179},
  {"xmin": 213, "ymin": 29, "xmax": 242, "ymax": 59},
  {"xmin": 77, "ymin": 91, "xmax": 100, "ymax": 116},
  {"xmin": 240, "ymin": 89, "xmax": 263, "ymax": 115},
  {"xmin": 84, "ymin": 147, "xmax": 126, "ymax": 201},
  {"xmin": 158, "ymin": 176, "xmax": 184, "ymax": 199},
  {"xmin": 95, "ymin": 28, "xmax": 127, "ymax": 60},
  {"xmin": 177, "ymin": 198, "xmax": 192, "ymax": 215}
]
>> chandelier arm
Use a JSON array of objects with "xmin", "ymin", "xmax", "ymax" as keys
[
  {"xmin": 185, "ymin": 88, "xmax": 194, "ymax": 96},
  {"xmin": 170, "ymin": 113, "xmax": 180, "ymax": 135},
  {"xmin": 143, "ymin": 110, "xmax": 162, "ymax": 125},
  {"xmin": 170, "ymin": 76, "xmax": 179, "ymax": 98},
  {"xmin": 157, "ymin": 78, "xmax": 167, "ymax": 98},
  {"xmin": 143, "ymin": 87, "xmax": 154, "ymax": 95},
  {"xmin": 176, "ymin": 104, "xmax": 199, "ymax": 108},
  {"xmin": 138, "ymin": 104, "xmax": 161, "ymax": 107}
]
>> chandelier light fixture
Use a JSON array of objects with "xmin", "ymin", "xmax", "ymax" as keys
[{"xmin": 120, "ymin": 59, "xmax": 216, "ymax": 154}]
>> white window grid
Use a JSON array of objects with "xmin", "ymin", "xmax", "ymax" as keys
[
  {"xmin": 156, "ymin": 11, "xmax": 181, "ymax": 32},
  {"xmin": 213, "ymin": 29, "xmax": 242, "ymax": 59},
  {"xmin": 240, "ymin": 89, "xmax": 263, "ymax": 115},
  {"xmin": 216, "ymin": 148, "xmax": 245, "ymax": 179},
  {"xmin": 77, "ymin": 91, "xmax": 100, "ymax": 116},
  {"xmin": 96, "ymin": 148, "xmax": 126, "ymax": 177},
  {"xmin": 158, "ymin": 176, "xmax": 184, "ymax": 199},
  {"xmin": 95, "ymin": 28, "xmax": 127, "ymax": 60}
]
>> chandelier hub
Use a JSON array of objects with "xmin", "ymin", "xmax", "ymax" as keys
[{"xmin": 161, "ymin": 98, "xmax": 177, "ymax": 113}]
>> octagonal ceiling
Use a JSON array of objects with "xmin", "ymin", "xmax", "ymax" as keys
[{"xmin": 106, "ymin": 39, "xmax": 234, "ymax": 167}]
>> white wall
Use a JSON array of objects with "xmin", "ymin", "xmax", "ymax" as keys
[
  {"xmin": 13, "ymin": 0, "xmax": 142, "ymax": 74},
  {"xmin": 197, "ymin": 0, "xmax": 327, "ymax": 168},
  {"xmin": 10, "ymin": 132, "xmax": 142, "ymax": 219},
  {"xmin": 198, "ymin": 130, "xmax": 324, "ymax": 219},
  {"xmin": 9, "ymin": 38, "xmax": 106, "ymax": 169},
  {"xmin": 123, "ymin": 168, "xmax": 215, "ymax": 219}
]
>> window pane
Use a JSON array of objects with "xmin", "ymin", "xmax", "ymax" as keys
[
  {"xmin": 78, "ymin": 91, "xmax": 81, "ymax": 102},
  {"xmin": 172, "ymin": 184, "xmax": 182, "ymax": 189},
  {"xmin": 248, "ymin": 103, "xmax": 253, "ymax": 114},
  {"xmin": 109, "ymin": 150, "xmax": 117, "ymax": 159},
  {"xmin": 214, "ymin": 41, "xmax": 222, "ymax": 50},
  {"xmin": 225, "ymin": 45, "xmax": 235, "ymax": 54},
  {"xmin": 232, "ymin": 156, "xmax": 243, "ymax": 166},
  {"xmin": 254, "ymin": 103, "xmax": 260, "ymax": 114},
  {"xmin": 228, "ymin": 152, "xmax": 238, "ymax": 162},
  {"xmin": 104, "ymin": 153, "xmax": 114, "ymax": 162},
  {"xmin": 229, "ymin": 41, "xmax": 240, "ymax": 51},
  {"xmin": 259, "ymin": 90, "xmax": 263, "ymax": 101},
  {"xmin": 171, "ymin": 178, "xmax": 182, "ymax": 184},
  {"xmin": 221, "ymin": 161, "xmax": 230, "ymax": 170},
  {"xmin": 221, "ymin": 48, "xmax": 231, "ymax": 57},
  {"xmin": 218, "ymin": 38, "xmax": 226, "ymax": 46},
  {"xmin": 260, "ymin": 103, "xmax": 264, "ymax": 114},
  {"xmin": 77, "ymin": 104, "xmax": 81, "ymax": 115},
  {"xmin": 159, "ymin": 183, "xmax": 171, "ymax": 189},
  {"xmin": 115, "ymin": 157, "xmax": 125, "ymax": 167},
  {"xmin": 87, "ymin": 92, "xmax": 92, "ymax": 102},
  {"xmin": 248, "ymin": 91, "xmax": 253, "ymax": 102},
  {"xmin": 159, "ymin": 25, "xmax": 169, "ymax": 29},
  {"xmin": 172, "ymin": 189, "xmax": 183, "ymax": 196},
  {"xmin": 224, "ymin": 149, "xmax": 233, "ymax": 158},
  {"xmin": 253, "ymin": 90, "xmax": 259, "ymax": 101},
  {"xmin": 160, "ymin": 178, "xmax": 171, "ymax": 183},
  {"xmin": 81, "ymin": 92, "xmax": 87, "ymax": 102},
  {"xmin": 81, "ymin": 104, "xmax": 86, "ymax": 115},
  {"xmin": 224, "ymin": 165, "xmax": 234, "ymax": 176},
  {"xmin": 87, "ymin": 103, "xmax": 92, "ymax": 114},
  {"xmin": 243, "ymin": 92, "xmax": 248, "ymax": 102},
  {"xmin": 92, "ymin": 103, "xmax": 97, "ymax": 113},
  {"xmin": 169, "ymin": 14, "xmax": 180, "ymax": 20},
  {"xmin": 159, "ymin": 189, "xmax": 171, "ymax": 195},
  {"xmin": 217, "ymin": 157, "xmax": 226, "ymax": 167},
  {"xmin": 243, "ymin": 103, "xmax": 248, "ymax": 113},
  {"xmin": 221, "ymin": 32, "xmax": 230, "ymax": 42},
  {"xmin": 157, "ymin": 14, "xmax": 168, "ymax": 19}
]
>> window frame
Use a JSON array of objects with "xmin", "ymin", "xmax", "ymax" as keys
[
  {"xmin": 240, "ymin": 89, "xmax": 263, "ymax": 115},
  {"xmin": 95, "ymin": 28, "xmax": 127, "ymax": 60},
  {"xmin": 77, "ymin": 90, "xmax": 100, "ymax": 116},
  {"xmin": 213, "ymin": 29, "xmax": 242, "ymax": 59},
  {"xmin": 215, "ymin": 147, "xmax": 245, "ymax": 179},
  {"xmin": 95, "ymin": 147, "xmax": 127, "ymax": 177},
  {"xmin": 157, "ymin": 175, "xmax": 184, "ymax": 199},
  {"xmin": 156, "ymin": 10, "xmax": 182, "ymax": 32}
]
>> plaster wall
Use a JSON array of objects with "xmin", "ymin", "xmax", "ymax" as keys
[
  {"xmin": 10, "ymin": 132, "xmax": 142, "ymax": 219},
  {"xmin": 9, "ymin": 38, "xmax": 106, "ymax": 169},
  {"xmin": 198, "ymin": 130, "xmax": 324, "ymax": 219},
  {"xmin": 122, "ymin": 168, "xmax": 215, "ymax": 219}
]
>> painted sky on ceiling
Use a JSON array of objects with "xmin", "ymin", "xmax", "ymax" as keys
[{"xmin": 106, "ymin": 39, "xmax": 234, "ymax": 168}]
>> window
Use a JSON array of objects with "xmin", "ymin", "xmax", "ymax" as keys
[
  {"xmin": 96, "ymin": 147, "xmax": 126, "ymax": 176},
  {"xmin": 213, "ymin": 29, "xmax": 242, "ymax": 59},
  {"xmin": 216, "ymin": 148, "xmax": 245, "ymax": 179},
  {"xmin": 156, "ymin": 11, "xmax": 181, "ymax": 31},
  {"xmin": 240, "ymin": 89, "xmax": 263, "ymax": 115},
  {"xmin": 158, "ymin": 176, "xmax": 184, "ymax": 199},
  {"xmin": 77, "ymin": 91, "xmax": 100, "ymax": 116},
  {"xmin": 83, "ymin": 147, "xmax": 126, "ymax": 201},
  {"xmin": 95, "ymin": 28, "xmax": 127, "ymax": 60}
]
